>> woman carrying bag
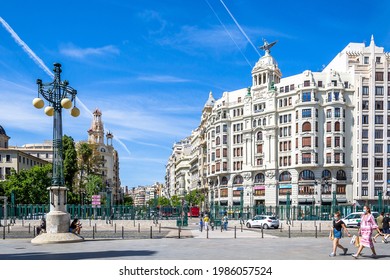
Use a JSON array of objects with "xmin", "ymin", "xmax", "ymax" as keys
[
  {"xmin": 352, "ymin": 205, "xmax": 382, "ymax": 259},
  {"xmin": 329, "ymin": 211, "xmax": 351, "ymax": 257}
]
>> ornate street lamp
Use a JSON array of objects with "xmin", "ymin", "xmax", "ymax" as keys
[{"xmin": 31, "ymin": 63, "xmax": 83, "ymax": 244}]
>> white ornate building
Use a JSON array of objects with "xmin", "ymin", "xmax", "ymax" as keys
[
  {"xmin": 165, "ymin": 36, "xmax": 390, "ymax": 209},
  {"xmin": 84, "ymin": 109, "xmax": 121, "ymax": 203}
]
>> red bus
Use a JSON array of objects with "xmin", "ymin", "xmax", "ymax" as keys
[{"xmin": 188, "ymin": 206, "xmax": 200, "ymax": 217}]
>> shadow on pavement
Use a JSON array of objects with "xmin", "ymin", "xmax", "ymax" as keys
[{"xmin": 0, "ymin": 249, "xmax": 156, "ymax": 260}]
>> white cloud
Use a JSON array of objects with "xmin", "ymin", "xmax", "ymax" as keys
[{"xmin": 59, "ymin": 43, "xmax": 120, "ymax": 59}]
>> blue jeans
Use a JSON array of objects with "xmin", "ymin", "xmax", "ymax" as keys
[{"xmin": 223, "ymin": 222, "xmax": 228, "ymax": 230}]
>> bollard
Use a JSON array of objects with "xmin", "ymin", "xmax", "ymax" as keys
[
  {"xmin": 122, "ymin": 226, "xmax": 124, "ymax": 239},
  {"xmin": 315, "ymin": 226, "xmax": 318, "ymax": 238},
  {"xmin": 159, "ymin": 223, "xmax": 161, "ymax": 233},
  {"xmin": 241, "ymin": 223, "xmax": 243, "ymax": 232},
  {"xmin": 207, "ymin": 227, "xmax": 209, "ymax": 239},
  {"xmin": 138, "ymin": 223, "xmax": 140, "ymax": 233},
  {"xmin": 178, "ymin": 226, "xmax": 181, "ymax": 239},
  {"xmin": 288, "ymin": 226, "xmax": 291, "ymax": 238},
  {"xmin": 234, "ymin": 226, "xmax": 237, "ymax": 239},
  {"xmin": 261, "ymin": 226, "xmax": 264, "ymax": 238},
  {"xmin": 115, "ymin": 223, "xmax": 117, "ymax": 234},
  {"xmin": 29, "ymin": 223, "xmax": 31, "ymax": 233},
  {"xmin": 3, "ymin": 225, "xmax": 5, "ymax": 240},
  {"xmin": 300, "ymin": 223, "xmax": 302, "ymax": 232},
  {"xmin": 7, "ymin": 224, "xmax": 10, "ymax": 233},
  {"xmin": 292, "ymin": 220, "xmax": 294, "ymax": 227},
  {"xmin": 150, "ymin": 226, "xmax": 153, "ymax": 239},
  {"xmin": 319, "ymin": 223, "xmax": 321, "ymax": 232},
  {"xmin": 93, "ymin": 226, "xmax": 95, "ymax": 239},
  {"xmin": 280, "ymin": 222, "xmax": 283, "ymax": 232},
  {"xmin": 95, "ymin": 223, "xmax": 97, "ymax": 233}
]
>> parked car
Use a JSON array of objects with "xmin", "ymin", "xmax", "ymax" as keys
[
  {"xmin": 341, "ymin": 211, "xmax": 379, "ymax": 227},
  {"xmin": 245, "ymin": 215, "xmax": 279, "ymax": 229}
]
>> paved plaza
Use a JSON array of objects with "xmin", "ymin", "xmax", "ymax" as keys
[{"xmin": 1, "ymin": 221, "xmax": 390, "ymax": 260}]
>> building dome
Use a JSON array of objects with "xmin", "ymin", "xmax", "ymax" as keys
[
  {"xmin": 0, "ymin": 125, "xmax": 7, "ymax": 136},
  {"xmin": 204, "ymin": 91, "xmax": 215, "ymax": 108},
  {"xmin": 252, "ymin": 53, "xmax": 278, "ymax": 71}
]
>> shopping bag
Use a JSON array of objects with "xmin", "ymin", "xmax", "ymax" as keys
[
  {"xmin": 354, "ymin": 236, "xmax": 360, "ymax": 247},
  {"xmin": 329, "ymin": 229, "xmax": 334, "ymax": 240},
  {"xmin": 350, "ymin": 235, "xmax": 356, "ymax": 244}
]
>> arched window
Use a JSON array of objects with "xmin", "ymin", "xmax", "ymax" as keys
[
  {"xmin": 233, "ymin": 175, "xmax": 243, "ymax": 185},
  {"xmin": 257, "ymin": 131, "xmax": 263, "ymax": 141},
  {"xmin": 299, "ymin": 170, "xmax": 315, "ymax": 180},
  {"xmin": 254, "ymin": 173, "xmax": 265, "ymax": 183},
  {"xmin": 334, "ymin": 121, "xmax": 340, "ymax": 132},
  {"xmin": 253, "ymin": 120, "xmax": 257, "ymax": 127},
  {"xmin": 322, "ymin": 170, "xmax": 331, "ymax": 180},
  {"xmin": 262, "ymin": 118, "xmax": 266, "ymax": 126},
  {"xmin": 221, "ymin": 176, "xmax": 228, "ymax": 185},
  {"xmin": 336, "ymin": 170, "xmax": 346, "ymax": 180},
  {"xmin": 279, "ymin": 171, "xmax": 292, "ymax": 182},
  {"xmin": 302, "ymin": 122, "xmax": 311, "ymax": 132},
  {"xmin": 216, "ymin": 136, "xmax": 220, "ymax": 145},
  {"xmin": 258, "ymin": 119, "xmax": 261, "ymax": 126}
]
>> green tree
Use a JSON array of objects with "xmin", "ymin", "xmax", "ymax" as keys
[
  {"xmin": 158, "ymin": 196, "xmax": 171, "ymax": 206},
  {"xmin": 84, "ymin": 174, "xmax": 103, "ymax": 204},
  {"xmin": 170, "ymin": 195, "xmax": 182, "ymax": 207},
  {"xmin": 1, "ymin": 164, "xmax": 52, "ymax": 204},
  {"xmin": 123, "ymin": 195, "xmax": 133, "ymax": 206},
  {"xmin": 185, "ymin": 189, "xmax": 204, "ymax": 207},
  {"xmin": 63, "ymin": 135, "xmax": 78, "ymax": 193}
]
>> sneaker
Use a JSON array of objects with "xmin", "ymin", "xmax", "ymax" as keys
[
  {"xmin": 371, "ymin": 254, "xmax": 377, "ymax": 259},
  {"xmin": 329, "ymin": 252, "xmax": 335, "ymax": 257},
  {"xmin": 352, "ymin": 254, "xmax": 358, "ymax": 259},
  {"xmin": 342, "ymin": 248, "xmax": 348, "ymax": 255}
]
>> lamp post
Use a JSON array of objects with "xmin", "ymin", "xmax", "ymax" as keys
[{"xmin": 31, "ymin": 63, "xmax": 82, "ymax": 244}]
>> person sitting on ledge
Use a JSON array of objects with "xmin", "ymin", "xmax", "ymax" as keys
[{"xmin": 69, "ymin": 218, "xmax": 82, "ymax": 235}]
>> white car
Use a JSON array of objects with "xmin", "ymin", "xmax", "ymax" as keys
[
  {"xmin": 246, "ymin": 215, "xmax": 279, "ymax": 229},
  {"xmin": 341, "ymin": 211, "xmax": 379, "ymax": 227}
]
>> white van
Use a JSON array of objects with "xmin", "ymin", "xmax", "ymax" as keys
[{"xmin": 341, "ymin": 211, "xmax": 379, "ymax": 227}]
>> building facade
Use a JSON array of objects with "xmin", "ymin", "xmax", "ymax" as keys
[
  {"xmin": 0, "ymin": 125, "xmax": 49, "ymax": 180},
  {"xmin": 165, "ymin": 36, "xmax": 389, "ymax": 209}
]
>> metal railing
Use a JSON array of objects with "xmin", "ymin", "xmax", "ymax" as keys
[{"xmin": 1, "ymin": 204, "xmax": 390, "ymax": 222}]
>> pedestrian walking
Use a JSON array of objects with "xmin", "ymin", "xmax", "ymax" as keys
[
  {"xmin": 352, "ymin": 205, "xmax": 382, "ymax": 259},
  {"xmin": 203, "ymin": 214, "xmax": 210, "ymax": 231},
  {"xmin": 222, "ymin": 213, "xmax": 228, "ymax": 231},
  {"xmin": 373, "ymin": 212, "xmax": 384, "ymax": 243},
  {"xmin": 329, "ymin": 211, "xmax": 351, "ymax": 257},
  {"xmin": 199, "ymin": 216, "xmax": 203, "ymax": 231},
  {"xmin": 382, "ymin": 213, "xmax": 390, "ymax": 243}
]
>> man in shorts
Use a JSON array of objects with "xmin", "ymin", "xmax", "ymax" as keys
[{"xmin": 382, "ymin": 213, "xmax": 390, "ymax": 243}]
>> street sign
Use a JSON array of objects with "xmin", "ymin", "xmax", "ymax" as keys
[{"xmin": 92, "ymin": 195, "xmax": 101, "ymax": 208}]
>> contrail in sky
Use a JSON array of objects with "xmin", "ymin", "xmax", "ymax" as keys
[
  {"xmin": 0, "ymin": 17, "xmax": 132, "ymax": 156},
  {"xmin": 219, "ymin": 0, "xmax": 261, "ymax": 57},
  {"xmin": 0, "ymin": 17, "xmax": 54, "ymax": 78},
  {"xmin": 204, "ymin": 0, "xmax": 252, "ymax": 68}
]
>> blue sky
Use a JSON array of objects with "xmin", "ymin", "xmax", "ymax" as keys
[{"xmin": 0, "ymin": 0, "xmax": 389, "ymax": 188}]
